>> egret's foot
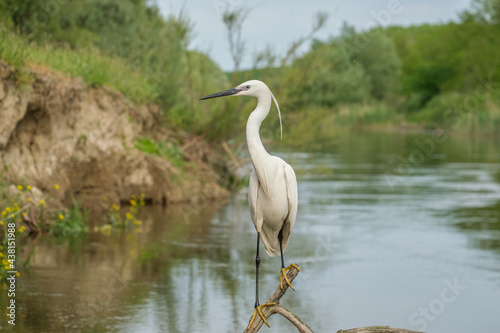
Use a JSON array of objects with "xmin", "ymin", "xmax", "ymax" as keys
[
  {"xmin": 247, "ymin": 302, "xmax": 276, "ymax": 329},
  {"xmin": 280, "ymin": 263, "xmax": 300, "ymax": 291}
]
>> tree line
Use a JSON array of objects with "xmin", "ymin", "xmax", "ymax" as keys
[{"xmin": 2, "ymin": 0, "xmax": 499, "ymax": 142}]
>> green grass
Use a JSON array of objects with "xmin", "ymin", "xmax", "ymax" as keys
[
  {"xmin": 282, "ymin": 102, "xmax": 402, "ymax": 149},
  {"xmin": 49, "ymin": 197, "xmax": 88, "ymax": 238},
  {"xmin": 135, "ymin": 138, "xmax": 185, "ymax": 168},
  {"xmin": 0, "ymin": 26, "xmax": 159, "ymax": 104},
  {"xmin": 0, "ymin": 24, "xmax": 236, "ymax": 140},
  {"xmin": 408, "ymin": 91, "xmax": 500, "ymax": 134}
]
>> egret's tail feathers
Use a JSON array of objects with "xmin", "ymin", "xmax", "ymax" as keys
[
  {"xmin": 259, "ymin": 228, "xmax": 278, "ymax": 257},
  {"xmin": 260, "ymin": 225, "xmax": 291, "ymax": 257}
]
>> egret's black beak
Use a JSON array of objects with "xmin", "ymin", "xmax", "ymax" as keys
[{"xmin": 200, "ymin": 87, "xmax": 240, "ymax": 100}]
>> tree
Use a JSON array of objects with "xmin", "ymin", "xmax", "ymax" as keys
[
  {"xmin": 467, "ymin": 0, "xmax": 500, "ymax": 24},
  {"xmin": 338, "ymin": 24, "xmax": 402, "ymax": 100},
  {"xmin": 221, "ymin": 5, "xmax": 249, "ymax": 84},
  {"xmin": 3, "ymin": 0, "xmax": 39, "ymax": 30}
]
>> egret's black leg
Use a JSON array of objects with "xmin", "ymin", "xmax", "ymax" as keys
[
  {"xmin": 278, "ymin": 227, "xmax": 285, "ymax": 269},
  {"xmin": 278, "ymin": 224, "xmax": 300, "ymax": 291},
  {"xmin": 247, "ymin": 232, "xmax": 275, "ymax": 329},
  {"xmin": 254, "ymin": 233, "xmax": 261, "ymax": 308}
]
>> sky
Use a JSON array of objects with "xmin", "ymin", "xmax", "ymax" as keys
[{"xmin": 156, "ymin": 0, "xmax": 472, "ymax": 72}]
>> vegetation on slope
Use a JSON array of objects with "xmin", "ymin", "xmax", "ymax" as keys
[
  {"xmin": 3, "ymin": 0, "xmax": 499, "ymax": 145},
  {"xmin": 230, "ymin": 0, "xmax": 500, "ymax": 144}
]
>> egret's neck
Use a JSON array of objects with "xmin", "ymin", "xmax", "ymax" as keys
[{"xmin": 246, "ymin": 93, "xmax": 272, "ymax": 165}]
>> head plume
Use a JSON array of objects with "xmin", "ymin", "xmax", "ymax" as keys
[{"xmin": 270, "ymin": 91, "xmax": 282, "ymax": 140}]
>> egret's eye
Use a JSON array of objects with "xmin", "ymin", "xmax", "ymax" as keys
[{"xmin": 245, "ymin": 85, "xmax": 250, "ymax": 89}]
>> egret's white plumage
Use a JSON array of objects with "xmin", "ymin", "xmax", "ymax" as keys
[
  {"xmin": 242, "ymin": 80, "xmax": 298, "ymax": 257},
  {"xmin": 201, "ymin": 79, "xmax": 298, "ymax": 256},
  {"xmin": 200, "ymin": 80, "xmax": 299, "ymax": 328}
]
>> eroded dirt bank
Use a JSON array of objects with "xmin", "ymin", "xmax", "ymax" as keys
[{"xmin": 0, "ymin": 60, "xmax": 230, "ymax": 211}]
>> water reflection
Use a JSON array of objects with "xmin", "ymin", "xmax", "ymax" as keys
[
  {"xmin": 453, "ymin": 200, "xmax": 500, "ymax": 253},
  {"xmin": 2, "ymin": 131, "xmax": 500, "ymax": 333}
]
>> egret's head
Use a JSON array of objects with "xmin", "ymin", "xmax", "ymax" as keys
[
  {"xmin": 199, "ymin": 79, "xmax": 283, "ymax": 138},
  {"xmin": 233, "ymin": 80, "xmax": 270, "ymax": 98},
  {"xmin": 199, "ymin": 80, "xmax": 268, "ymax": 100}
]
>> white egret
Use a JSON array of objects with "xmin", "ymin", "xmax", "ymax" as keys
[{"xmin": 200, "ymin": 80, "xmax": 299, "ymax": 328}]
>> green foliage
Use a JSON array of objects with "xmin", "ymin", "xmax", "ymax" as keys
[
  {"xmin": 281, "ymin": 24, "xmax": 401, "ymax": 111},
  {"xmin": 466, "ymin": 0, "xmax": 500, "ymax": 24},
  {"xmin": 388, "ymin": 17, "xmax": 500, "ymax": 110},
  {"xmin": 49, "ymin": 197, "xmax": 89, "ymax": 237},
  {"xmin": 135, "ymin": 137, "xmax": 186, "ymax": 168},
  {"xmin": 285, "ymin": 42, "xmax": 371, "ymax": 108},
  {"xmin": 283, "ymin": 103, "xmax": 400, "ymax": 149},
  {"xmin": 1, "ymin": 0, "xmax": 232, "ymax": 139},
  {"xmin": 2, "ymin": 0, "xmax": 40, "ymax": 29},
  {"xmin": 338, "ymin": 25, "xmax": 402, "ymax": 99},
  {"xmin": 2, "ymin": 0, "xmax": 500, "ymax": 140},
  {"xmin": 0, "ymin": 26, "xmax": 159, "ymax": 103},
  {"xmin": 409, "ymin": 90, "xmax": 500, "ymax": 133}
]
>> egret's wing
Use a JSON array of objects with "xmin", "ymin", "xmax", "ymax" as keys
[
  {"xmin": 281, "ymin": 163, "xmax": 298, "ymax": 252},
  {"xmin": 248, "ymin": 170, "xmax": 262, "ymax": 233}
]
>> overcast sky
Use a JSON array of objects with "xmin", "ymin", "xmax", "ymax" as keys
[{"xmin": 156, "ymin": 0, "xmax": 472, "ymax": 71}]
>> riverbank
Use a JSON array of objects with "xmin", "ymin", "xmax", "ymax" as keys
[
  {"xmin": 280, "ymin": 100, "xmax": 500, "ymax": 150},
  {"xmin": 0, "ymin": 59, "xmax": 232, "ymax": 226}
]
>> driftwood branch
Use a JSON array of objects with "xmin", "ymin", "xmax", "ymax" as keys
[
  {"xmin": 337, "ymin": 327, "xmax": 423, "ymax": 333},
  {"xmin": 242, "ymin": 266, "xmax": 424, "ymax": 333},
  {"xmin": 244, "ymin": 265, "xmax": 313, "ymax": 333}
]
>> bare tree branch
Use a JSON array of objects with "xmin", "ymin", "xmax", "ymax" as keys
[
  {"xmin": 249, "ymin": 11, "xmax": 328, "ymax": 72},
  {"xmin": 337, "ymin": 327, "xmax": 424, "ymax": 333},
  {"xmin": 243, "ymin": 266, "xmax": 313, "ymax": 333},
  {"xmin": 242, "ymin": 265, "xmax": 425, "ymax": 333},
  {"xmin": 221, "ymin": 5, "xmax": 249, "ymax": 83}
]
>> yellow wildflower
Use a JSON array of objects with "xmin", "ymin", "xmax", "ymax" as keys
[
  {"xmin": 27, "ymin": 197, "xmax": 32, "ymax": 202},
  {"xmin": 99, "ymin": 224, "xmax": 112, "ymax": 234},
  {"xmin": 1, "ymin": 211, "xmax": 5, "ymax": 217},
  {"xmin": 130, "ymin": 199, "xmax": 137, "ymax": 206},
  {"xmin": 39, "ymin": 200, "xmax": 45, "ymax": 206},
  {"xmin": 125, "ymin": 212, "xmax": 133, "ymax": 220},
  {"xmin": 54, "ymin": 184, "xmax": 59, "ymax": 190},
  {"xmin": 134, "ymin": 220, "xmax": 142, "ymax": 225},
  {"xmin": 19, "ymin": 226, "xmax": 26, "ymax": 233},
  {"xmin": 15, "ymin": 272, "xmax": 20, "ymax": 277},
  {"xmin": 0, "ymin": 221, "xmax": 3, "ymax": 225},
  {"xmin": 58, "ymin": 214, "xmax": 64, "ymax": 220},
  {"xmin": 5, "ymin": 207, "xmax": 10, "ymax": 212},
  {"xmin": 17, "ymin": 185, "xmax": 23, "ymax": 190},
  {"xmin": 27, "ymin": 186, "xmax": 32, "ymax": 191}
]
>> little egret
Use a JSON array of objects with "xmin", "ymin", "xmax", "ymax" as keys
[{"xmin": 200, "ymin": 80, "xmax": 299, "ymax": 328}]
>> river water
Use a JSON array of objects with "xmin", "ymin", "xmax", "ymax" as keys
[{"xmin": 2, "ymin": 131, "xmax": 499, "ymax": 333}]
